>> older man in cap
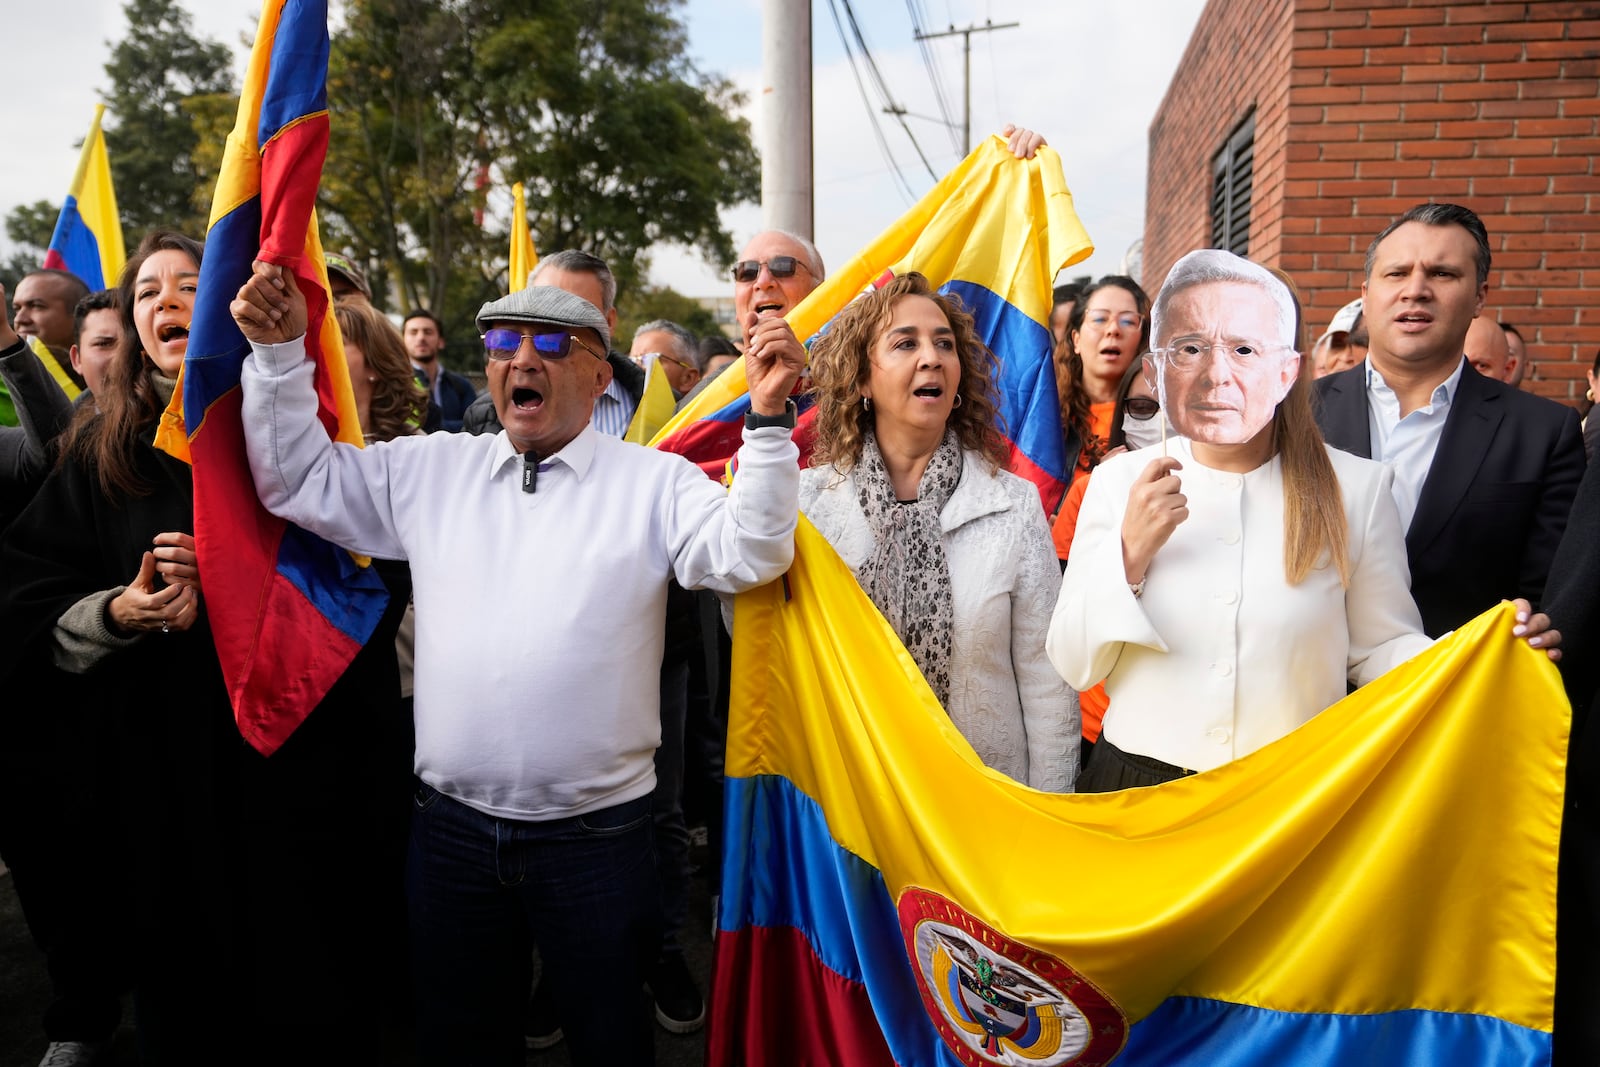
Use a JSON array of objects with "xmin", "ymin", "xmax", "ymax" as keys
[
  {"xmin": 1312, "ymin": 297, "xmax": 1364, "ymax": 378},
  {"xmin": 232, "ymin": 261, "xmax": 805, "ymax": 1067}
]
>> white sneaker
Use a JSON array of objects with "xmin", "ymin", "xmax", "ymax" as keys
[{"xmin": 38, "ymin": 1040, "xmax": 110, "ymax": 1067}]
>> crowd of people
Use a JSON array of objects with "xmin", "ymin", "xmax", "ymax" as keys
[{"xmin": 0, "ymin": 120, "xmax": 1596, "ymax": 1067}]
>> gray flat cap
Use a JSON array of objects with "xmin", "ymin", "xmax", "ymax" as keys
[{"xmin": 475, "ymin": 286, "xmax": 611, "ymax": 349}]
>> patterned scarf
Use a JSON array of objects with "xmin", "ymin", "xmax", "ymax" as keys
[{"xmin": 854, "ymin": 430, "xmax": 961, "ymax": 706}]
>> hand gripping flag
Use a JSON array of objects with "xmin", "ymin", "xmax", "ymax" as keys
[
  {"xmin": 154, "ymin": 0, "xmax": 388, "ymax": 755},
  {"xmin": 509, "ymin": 181, "xmax": 538, "ymax": 292},
  {"xmin": 44, "ymin": 104, "xmax": 126, "ymax": 293},
  {"xmin": 711, "ymin": 545, "xmax": 1564, "ymax": 1067},
  {"xmin": 652, "ymin": 135, "xmax": 1093, "ymax": 511}
]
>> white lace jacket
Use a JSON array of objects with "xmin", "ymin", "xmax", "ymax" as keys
[{"xmin": 799, "ymin": 453, "xmax": 1080, "ymax": 792}]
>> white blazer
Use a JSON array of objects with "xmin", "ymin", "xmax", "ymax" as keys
[
  {"xmin": 801, "ymin": 453, "xmax": 1080, "ymax": 792},
  {"xmin": 1048, "ymin": 438, "xmax": 1431, "ymax": 772}
]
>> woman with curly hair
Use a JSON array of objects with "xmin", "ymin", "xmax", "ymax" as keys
[{"xmin": 803, "ymin": 271, "xmax": 1079, "ymax": 791}]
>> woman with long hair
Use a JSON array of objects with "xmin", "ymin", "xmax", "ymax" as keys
[
  {"xmin": 802, "ymin": 272, "xmax": 1079, "ymax": 791},
  {"xmin": 1048, "ymin": 249, "xmax": 1557, "ymax": 792},
  {"xmin": 0, "ymin": 232, "xmax": 409, "ymax": 1062},
  {"xmin": 334, "ymin": 299, "xmax": 430, "ymax": 442},
  {"xmin": 1053, "ymin": 275, "xmax": 1151, "ymax": 477}
]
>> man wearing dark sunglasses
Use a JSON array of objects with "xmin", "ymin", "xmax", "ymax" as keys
[
  {"xmin": 234, "ymin": 262, "xmax": 804, "ymax": 1067},
  {"xmin": 732, "ymin": 230, "xmax": 823, "ymax": 336},
  {"xmin": 461, "ymin": 250, "xmax": 646, "ymax": 439}
]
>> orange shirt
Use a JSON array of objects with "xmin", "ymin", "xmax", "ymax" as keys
[{"xmin": 1088, "ymin": 401, "xmax": 1115, "ymax": 450}]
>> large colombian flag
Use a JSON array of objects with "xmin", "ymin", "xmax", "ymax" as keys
[
  {"xmin": 711, "ymin": 529, "xmax": 1564, "ymax": 1066},
  {"xmin": 44, "ymin": 104, "xmax": 125, "ymax": 293},
  {"xmin": 652, "ymin": 135, "xmax": 1092, "ymax": 512},
  {"xmin": 154, "ymin": 0, "xmax": 388, "ymax": 755}
]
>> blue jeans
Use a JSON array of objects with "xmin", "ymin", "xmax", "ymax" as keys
[{"xmin": 407, "ymin": 783, "xmax": 659, "ymax": 1067}]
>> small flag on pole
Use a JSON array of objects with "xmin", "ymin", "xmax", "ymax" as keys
[
  {"xmin": 44, "ymin": 103, "xmax": 126, "ymax": 293},
  {"xmin": 509, "ymin": 181, "xmax": 538, "ymax": 292}
]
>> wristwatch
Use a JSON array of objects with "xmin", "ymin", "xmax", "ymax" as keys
[{"xmin": 745, "ymin": 399, "xmax": 798, "ymax": 431}]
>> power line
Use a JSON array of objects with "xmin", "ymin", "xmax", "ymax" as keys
[
  {"xmin": 913, "ymin": 19, "xmax": 1020, "ymax": 153},
  {"xmin": 824, "ymin": 0, "xmax": 917, "ymax": 204},
  {"xmin": 838, "ymin": 0, "xmax": 941, "ymax": 181},
  {"xmin": 904, "ymin": 0, "xmax": 962, "ymax": 156}
]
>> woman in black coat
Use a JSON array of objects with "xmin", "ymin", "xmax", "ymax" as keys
[{"xmin": 0, "ymin": 232, "xmax": 411, "ymax": 1066}]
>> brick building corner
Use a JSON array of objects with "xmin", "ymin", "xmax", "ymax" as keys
[{"xmin": 1145, "ymin": 0, "xmax": 1600, "ymax": 401}]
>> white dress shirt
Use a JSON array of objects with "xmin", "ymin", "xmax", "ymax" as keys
[
  {"xmin": 242, "ymin": 335, "xmax": 798, "ymax": 821},
  {"xmin": 1048, "ymin": 438, "xmax": 1431, "ymax": 772},
  {"xmin": 1365, "ymin": 357, "xmax": 1466, "ymax": 531}
]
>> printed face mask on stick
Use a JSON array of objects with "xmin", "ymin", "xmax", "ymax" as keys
[{"xmin": 1149, "ymin": 280, "xmax": 1299, "ymax": 447}]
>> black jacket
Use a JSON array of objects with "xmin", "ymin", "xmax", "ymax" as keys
[{"xmin": 1313, "ymin": 359, "xmax": 1585, "ymax": 636}]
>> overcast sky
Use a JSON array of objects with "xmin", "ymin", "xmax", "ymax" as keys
[{"xmin": 7, "ymin": 0, "xmax": 1208, "ymax": 297}]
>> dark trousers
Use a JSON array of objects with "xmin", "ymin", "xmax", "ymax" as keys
[
  {"xmin": 407, "ymin": 785, "xmax": 660, "ymax": 1067},
  {"xmin": 0, "ymin": 696, "xmax": 129, "ymax": 1044},
  {"xmin": 1076, "ymin": 736, "xmax": 1195, "ymax": 793},
  {"xmin": 654, "ymin": 651, "xmax": 692, "ymax": 955}
]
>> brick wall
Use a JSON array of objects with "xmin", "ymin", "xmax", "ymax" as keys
[
  {"xmin": 1144, "ymin": 0, "xmax": 1295, "ymax": 296},
  {"xmin": 1147, "ymin": 0, "xmax": 1600, "ymax": 400}
]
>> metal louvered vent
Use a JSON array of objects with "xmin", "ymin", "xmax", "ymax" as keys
[{"xmin": 1211, "ymin": 112, "xmax": 1255, "ymax": 257}]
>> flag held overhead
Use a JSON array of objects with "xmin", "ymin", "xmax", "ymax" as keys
[
  {"xmin": 653, "ymin": 135, "xmax": 1093, "ymax": 511},
  {"xmin": 155, "ymin": 0, "xmax": 386, "ymax": 755}
]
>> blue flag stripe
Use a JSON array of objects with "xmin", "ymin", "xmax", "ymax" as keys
[
  {"xmin": 45, "ymin": 196, "xmax": 106, "ymax": 289},
  {"xmin": 942, "ymin": 279, "xmax": 1067, "ymax": 486},
  {"xmin": 258, "ymin": 0, "xmax": 331, "ymax": 145},
  {"xmin": 723, "ymin": 774, "xmax": 961, "ymax": 1067},
  {"xmin": 1123, "ymin": 997, "xmax": 1550, "ymax": 1066}
]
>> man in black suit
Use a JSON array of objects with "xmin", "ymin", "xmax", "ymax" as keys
[
  {"xmin": 1313, "ymin": 202, "xmax": 1584, "ymax": 637},
  {"xmin": 1547, "ymin": 459, "xmax": 1600, "ymax": 1066}
]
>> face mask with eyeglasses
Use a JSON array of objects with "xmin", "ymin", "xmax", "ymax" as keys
[
  {"xmin": 1119, "ymin": 395, "xmax": 1167, "ymax": 451},
  {"xmin": 1151, "ymin": 337, "xmax": 1291, "ymax": 369},
  {"xmin": 481, "ymin": 327, "xmax": 606, "ymax": 362},
  {"xmin": 731, "ymin": 256, "xmax": 811, "ymax": 283}
]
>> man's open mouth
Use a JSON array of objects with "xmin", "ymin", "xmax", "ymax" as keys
[{"xmin": 512, "ymin": 387, "xmax": 544, "ymax": 409}]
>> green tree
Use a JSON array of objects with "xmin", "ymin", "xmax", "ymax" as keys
[
  {"xmin": 5, "ymin": 200, "xmax": 58, "ymax": 252},
  {"xmin": 102, "ymin": 0, "xmax": 235, "ymax": 240},
  {"xmin": 321, "ymin": 0, "xmax": 758, "ymax": 368},
  {"xmin": 615, "ymin": 285, "xmax": 724, "ymax": 347},
  {"xmin": 322, "ymin": 0, "xmax": 493, "ymax": 356}
]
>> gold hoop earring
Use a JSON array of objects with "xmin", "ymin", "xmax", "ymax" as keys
[
  {"xmin": 952, "ymin": 393, "xmax": 963, "ymax": 408},
  {"xmin": 862, "ymin": 396, "xmax": 872, "ymax": 412}
]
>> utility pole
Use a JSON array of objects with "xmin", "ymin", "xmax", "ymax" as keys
[
  {"xmin": 761, "ymin": 0, "xmax": 814, "ymax": 239},
  {"xmin": 913, "ymin": 20, "xmax": 1020, "ymax": 154}
]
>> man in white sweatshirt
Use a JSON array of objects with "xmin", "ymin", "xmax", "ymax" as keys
[{"xmin": 232, "ymin": 261, "xmax": 804, "ymax": 1067}]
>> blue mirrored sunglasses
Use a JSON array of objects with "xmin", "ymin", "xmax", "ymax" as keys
[{"xmin": 481, "ymin": 327, "xmax": 604, "ymax": 361}]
